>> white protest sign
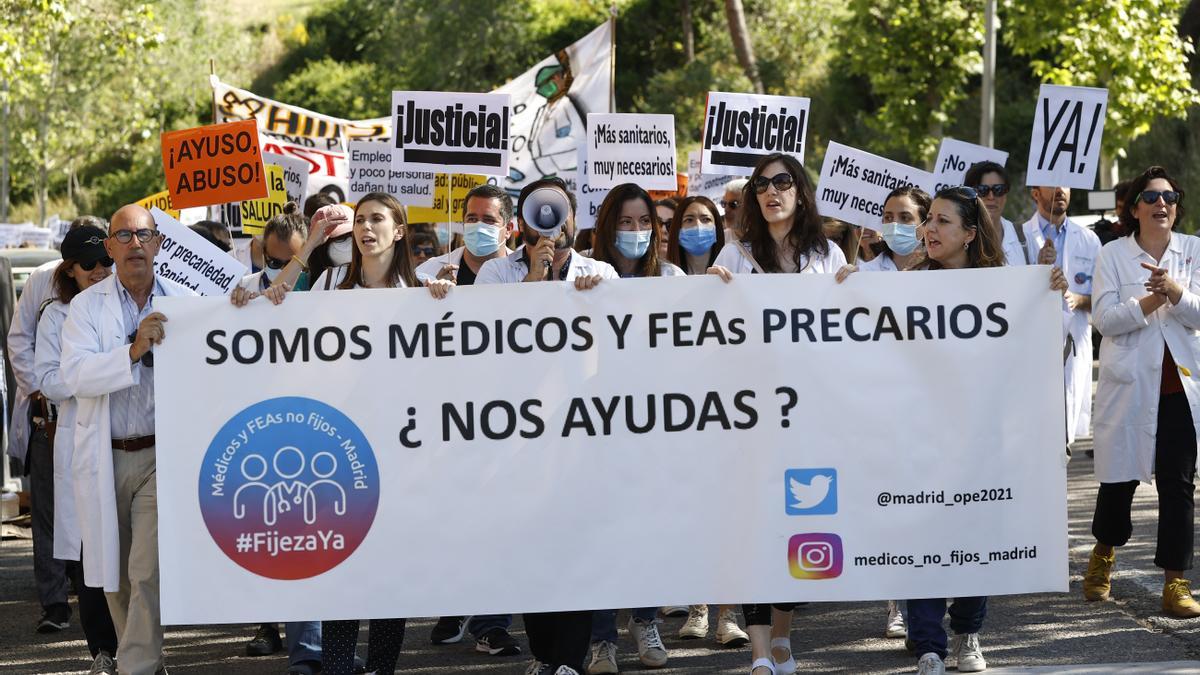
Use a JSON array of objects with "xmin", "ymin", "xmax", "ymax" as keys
[
  {"xmin": 701, "ymin": 91, "xmax": 810, "ymax": 177},
  {"xmin": 156, "ymin": 267, "xmax": 1065, "ymax": 623},
  {"xmin": 932, "ymin": 138, "xmax": 1009, "ymax": 193},
  {"xmin": 150, "ymin": 207, "xmax": 248, "ymax": 295},
  {"xmin": 391, "ymin": 91, "xmax": 511, "ymax": 176},
  {"xmin": 1026, "ymin": 84, "xmax": 1108, "ymax": 190},
  {"xmin": 816, "ymin": 141, "xmax": 936, "ymax": 231},
  {"xmin": 574, "ymin": 142, "xmax": 609, "ymax": 231},
  {"xmin": 687, "ymin": 150, "xmax": 735, "ymax": 203},
  {"xmin": 346, "ymin": 140, "xmax": 435, "ymax": 206},
  {"xmin": 264, "ymin": 152, "xmax": 310, "ymax": 206},
  {"xmin": 21, "ymin": 226, "xmax": 52, "ymax": 249},
  {"xmin": 586, "ymin": 113, "xmax": 676, "ymax": 191}
]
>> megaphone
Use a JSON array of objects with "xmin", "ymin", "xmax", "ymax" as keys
[{"xmin": 521, "ymin": 187, "xmax": 570, "ymax": 239}]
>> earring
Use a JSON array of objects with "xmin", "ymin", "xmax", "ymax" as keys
[{"xmin": 963, "ymin": 242, "xmax": 969, "ymax": 250}]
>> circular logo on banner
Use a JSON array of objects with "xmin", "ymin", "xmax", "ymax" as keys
[{"xmin": 198, "ymin": 397, "xmax": 380, "ymax": 579}]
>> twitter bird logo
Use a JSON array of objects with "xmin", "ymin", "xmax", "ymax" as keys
[{"xmin": 785, "ymin": 469, "xmax": 837, "ymax": 515}]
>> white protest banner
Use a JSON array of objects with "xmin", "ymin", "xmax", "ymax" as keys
[
  {"xmin": 932, "ymin": 138, "xmax": 1009, "ymax": 193},
  {"xmin": 150, "ymin": 207, "xmax": 247, "ymax": 295},
  {"xmin": 701, "ymin": 91, "xmax": 810, "ymax": 177},
  {"xmin": 816, "ymin": 141, "xmax": 936, "ymax": 231},
  {"xmin": 257, "ymin": 130, "xmax": 349, "ymax": 201},
  {"xmin": 687, "ymin": 150, "xmax": 734, "ymax": 203},
  {"xmin": 156, "ymin": 267, "xmax": 1065, "ymax": 623},
  {"xmin": 1026, "ymin": 84, "xmax": 1108, "ymax": 190},
  {"xmin": 586, "ymin": 113, "xmax": 676, "ymax": 191},
  {"xmin": 574, "ymin": 142, "xmax": 608, "ymax": 230},
  {"xmin": 346, "ymin": 140, "xmax": 435, "ymax": 206},
  {"xmin": 212, "ymin": 75, "xmax": 390, "ymax": 141},
  {"xmin": 391, "ymin": 92, "xmax": 511, "ymax": 176},
  {"xmin": 21, "ymin": 226, "xmax": 52, "ymax": 249}
]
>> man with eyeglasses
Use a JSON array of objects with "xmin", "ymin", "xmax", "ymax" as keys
[
  {"xmin": 59, "ymin": 204, "xmax": 197, "ymax": 675},
  {"xmin": 964, "ymin": 161, "xmax": 1026, "ymax": 267},
  {"xmin": 1021, "ymin": 184, "xmax": 1102, "ymax": 449},
  {"xmin": 720, "ymin": 178, "xmax": 748, "ymax": 241}
]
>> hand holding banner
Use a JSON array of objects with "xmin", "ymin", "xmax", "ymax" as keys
[{"xmin": 1026, "ymin": 84, "xmax": 1108, "ymax": 190}]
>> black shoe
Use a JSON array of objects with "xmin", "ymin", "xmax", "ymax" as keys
[
  {"xmin": 431, "ymin": 615, "xmax": 470, "ymax": 644},
  {"xmin": 286, "ymin": 659, "xmax": 321, "ymax": 675},
  {"xmin": 246, "ymin": 623, "xmax": 283, "ymax": 656},
  {"xmin": 36, "ymin": 604, "xmax": 71, "ymax": 633},
  {"xmin": 475, "ymin": 627, "xmax": 521, "ymax": 656}
]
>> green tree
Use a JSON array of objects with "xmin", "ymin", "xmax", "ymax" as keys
[{"xmin": 1004, "ymin": 0, "xmax": 1200, "ymax": 182}]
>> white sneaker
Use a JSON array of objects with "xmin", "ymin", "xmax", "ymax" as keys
[
  {"xmin": 770, "ymin": 637, "xmax": 796, "ymax": 675},
  {"xmin": 949, "ymin": 633, "xmax": 987, "ymax": 672},
  {"xmin": 715, "ymin": 607, "xmax": 749, "ymax": 647},
  {"xmin": 628, "ymin": 617, "xmax": 669, "ymax": 668},
  {"xmin": 917, "ymin": 652, "xmax": 946, "ymax": 675},
  {"xmin": 555, "ymin": 668, "xmax": 581, "ymax": 675},
  {"xmin": 587, "ymin": 640, "xmax": 618, "ymax": 674},
  {"xmin": 679, "ymin": 604, "xmax": 709, "ymax": 639},
  {"xmin": 885, "ymin": 600, "xmax": 907, "ymax": 639}
]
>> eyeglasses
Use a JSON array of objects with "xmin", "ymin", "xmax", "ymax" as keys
[
  {"xmin": 127, "ymin": 333, "xmax": 153, "ymax": 368},
  {"xmin": 937, "ymin": 185, "xmax": 979, "ymax": 200},
  {"xmin": 720, "ymin": 199, "xmax": 740, "ymax": 210},
  {"xmin": 78, "ymin": 257, "xmax": 113, "ymax": 271},
  {"xmin": 110, "ymin": 229, "xmax": 158, "ymax": 244},
  {"xmin": 972, "ymin": 184, "xmax": 1010, "ymax": 197},
  {"xmin": 264, "ymin": 255, "xmax": 289, "ymax": 270},
  {"xmin": 752, "ymin": 173, "xmax": 795, "ymax": 194},
  {"xmin": 1137, "ymin": 190, "xmax": 1180, "ymax": 205},
  {"xmin": 412, "ymin": 245, "xmax": 436, "ymax": 257}
]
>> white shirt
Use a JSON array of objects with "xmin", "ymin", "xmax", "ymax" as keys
[
  {"xmin": 858, "ymin": 254, "xmax": 898, "ymax": 272},
  {"xmin": 1000, "ymin": 217, "xmax": 1028, "ymax": 266},
  {"xmin": 415, "ymin": 247, "xmax": 466, "ymax": 284},
  {"xmin": 312, "ymin": 264, "xmax": 410, "ymax": 291},
  {"xmin": 6, "ymin": 258, "xmax": 58, "ymax": 462},
  {"xmin": 1092, "ymin": 232, "xmax": 1200, "ymax": 483},
  {"xmin": 711, "ymin": 238, "xmax": 847, "ymax": 275},
  {"xmin": 475, "ymin": 249, "xmax": 618, "ymax": 284}
]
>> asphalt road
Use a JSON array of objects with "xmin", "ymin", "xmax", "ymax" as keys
[{"xmin": 2, "ymin": 440, "xmax": 1200, "ymax": 674}]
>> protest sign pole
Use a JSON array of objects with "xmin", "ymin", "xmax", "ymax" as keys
[
  {"xmin": 849, "ymin": 227, "xmax": 862, "ymax": 266},
  {"xmin": 980, "ymin": 0, "xmax": 996, "ymax": 147},
  {"xmin": 608, "ymin": 5, "xmax": 617, "ymax": 113},
  {"xmin": 445, "ymin": 172, "xmax": 454, "ymax": 256},
  {"xmin": 209, "ymin": 60, "xmax": 218, "ymax": 125}
]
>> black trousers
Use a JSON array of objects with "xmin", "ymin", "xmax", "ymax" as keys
[
  {"xmin": 321, "ymin": 618, "xmax": 406, "ymax": 675},
  {"xmin": 69, "ymin": 559, "xmax": 119, "ymax": 658},
  {"xmin": 1092, "ymin": 392, "xmax": 1197, "ymax": 571},
  {"xmin": 742, "ymin": 603, "xmax": 799, "ymax": 627},
  {"xmin": 524, "ymin": 611, "xmax": 591, "ymax": 671}
]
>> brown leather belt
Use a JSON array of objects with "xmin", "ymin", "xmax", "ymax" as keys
[{"xmin": 112, "ymin": 435, "xmax": 155, "ymax": 452}]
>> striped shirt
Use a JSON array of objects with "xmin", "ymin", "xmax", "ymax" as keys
[{"xmin": 109, "ymin": 276, "xmax": 164, "ymax": 439}]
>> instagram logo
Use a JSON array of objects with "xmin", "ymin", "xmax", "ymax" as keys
[{"xmin": 788, "ymin": 533, "xmax": 843, "ymax": 580}]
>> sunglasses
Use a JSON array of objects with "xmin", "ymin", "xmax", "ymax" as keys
[
  {"xmin": 720, "ymin": 199, "xmax": 740, "ymax": 210},
  {"xmin": 412, "ymin": 245, "xmax": 436, "ymax": 257},
  {"xmin": 110, "ymin": 228, "xmax": 158, "ymax": 244},
  {"xmin": 937, "ymin": 185, "xmax": 980, "ymax": 200},
  {"xmin": 264, "ymin": 255, "xmax": 289, "ymax": 270},
  {"xmin": 752, "ymin": 173, "xmax": 795, "ymax": 194},
  {"xmin": 127, "ymin": 332, "xmax": 153, "ymax": 368},
  {"xmin": 1137, "ymin": 190, "xmax": 1180, "ymax": 205},
  {"xmin": 78, "ymin": 257, "xmax": 113, "ymax": 271},
  {"xmin": 972, "ymin": 184, "xmax": 1009, "ymax": 197}
]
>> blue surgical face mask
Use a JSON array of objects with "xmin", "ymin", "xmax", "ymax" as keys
[
  {"xmin": 679, "ymin": 225, "xmax": 717, "ymax": 256},
  {"xmin": 464, "ymin": 222, "xmax": 503, "ymax": 256},
  {"xmin": 881, "ymin": 222, "xmax": 919, "ymax": 256},
  {"xmin": 615, "ymin": 229, "xmax": 652, "ymax": 260},
  {"xmin": 436, "ymin": 227, "xmax": 451, "ymax": 247}
]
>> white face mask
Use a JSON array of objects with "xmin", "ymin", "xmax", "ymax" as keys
[
  {"xmin": 263, "ymin": 266, "xmax": 282, "ymax": 282},
  {"xmin": 327, "ymin": 237, "xmax": 354, "ymax": 266}
]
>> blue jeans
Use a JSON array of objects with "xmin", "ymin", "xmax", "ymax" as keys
[
  {"xmin": 591, "ymin": 608, "xmax": 657, "ymax": 643},
  {"xmin": 905, "ymin": 597, "xmax": 988, "ymax": 659},
  {"xmin": 468, "ymin": 614, "xmax": 512, "ymax": 638},
  {"xmin": 285, "ymin": 621, "xmax": 321, "ymax": 665}
]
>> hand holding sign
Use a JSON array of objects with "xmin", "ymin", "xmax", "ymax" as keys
[{"xmin": 1038, "ymin": 240, "xmax": 1056, "ymax": 266}]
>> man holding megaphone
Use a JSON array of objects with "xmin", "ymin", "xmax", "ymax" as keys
[
  {"xmin": 476, "ymin": 177, "xmax": 616, "ymax": 288},
  {"xmin": 474, "ymin": 176, "xmax": 615, "ymax": 675}
]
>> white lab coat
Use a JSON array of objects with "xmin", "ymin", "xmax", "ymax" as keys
[
  {"xmin": 1000, "ymin": 217, "xmax": 1028, "ymax": 267},
  {"xmin": 1092, "ymin": 233, "xmax": 1200, "ymax": 483},
  {"xmin": 1022, "ymin": 215, "xmax": 1101, "ymax": 443},
  {"xmin": 475, "ymin": 249, "xmax": 618, "ymax": 284},
  {"xmin": 6, "ymin": 259, "xmax": 59, "ymax": 463},
  {"xmin": 58, "ymin": 274, "xmax": 195, "ymax": 591},
  {"xmin": 711, "ymin": 238, "xmax": 847, "ymax": 275},
  {"xmin": 32, "ymin": 300, "xmax": 81, "ymax": 561}
]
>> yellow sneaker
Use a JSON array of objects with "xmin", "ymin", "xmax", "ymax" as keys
[
  {"xmin": 1083, "ymin": 545, "xmax": 1114, "ymax": 601},
  {"xmin": 1163, "ymin": 578, "xmax": 1200, "ymax": 618}
]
